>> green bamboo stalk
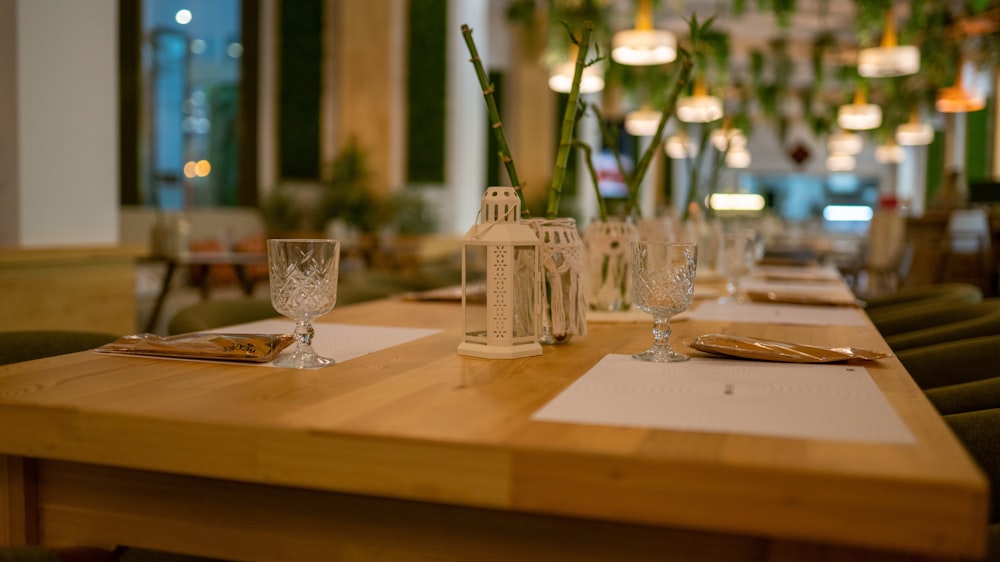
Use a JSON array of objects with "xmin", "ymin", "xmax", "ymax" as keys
[
  {"xmin": 682, "ymin": 126, "xmax": 712, "ymax": 221},
  {"xmin": 591, "ymin": 104, "xmax": 631, "ymax": 198},
  {"xmin": 547, "ymin": 21, "xmax": 594, "ymax": 219},
  {"xmin": 460, "ymin": 24, "xmax": 529, "ymax": 216},
  {"xmin": 573, "ymin": 140, "xmax": 608, "ymax": 222},
  {"xmin": 623, "ymin": 51, "xmax": 694, "ymax": 218}
]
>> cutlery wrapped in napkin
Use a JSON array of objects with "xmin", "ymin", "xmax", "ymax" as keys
[
  {"xmin": 97, "ymin": 333, "xmax": 295, "ymax": 363},
  {"xmin": 686, "ymin": 333, "xmax": 889, "ymax": 363}
]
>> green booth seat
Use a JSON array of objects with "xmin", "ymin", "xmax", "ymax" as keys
[
  {"xmin": 897, "ymin": 335, "xmax": 1000, "ymax": 390},
  {"xmin": 942, "ymin": 408, "xmax": 1000, "ymax": 562},
  {"xmin": 863, "ymin": 282, "xmax": 984, "ymax": 313},
  {"xmin": 0, "ymin": 330, "xmax": 120, "ymax": 366},
  {"xmin": 927, "ymin": 376, "xmax": 1000, "ymax": 416},
  {"xmin": 876, "ymin": 300, "xmax": 1000, "ymax": 352},
  {"xmin": 866, "ymin": 284, "xmax": 985, "ymax": 336}
]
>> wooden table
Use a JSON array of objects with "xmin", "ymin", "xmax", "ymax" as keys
[{"xmin": 0, "ymin": 291, "xmax": 989, "ymax": 561}]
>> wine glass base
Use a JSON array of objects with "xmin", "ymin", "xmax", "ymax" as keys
[
  {"xmin": 633, "ymin": 348, "xmax": 689, "ymax": 363},
  {"xmin": 716, "ymin": 295, "xmax": 746, "ymax": 305},
  {"xmin": 273, "ymin": 350, "xmax": 335, "ymax": 369}
]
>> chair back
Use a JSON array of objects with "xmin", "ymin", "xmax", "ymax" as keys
[
  {"xmin": 865, "ymin": 211, "xmax": 907, "ymax": 271},
  {"xmin": 882, "ymin": 299, "xmax": 1000, "ymax": 351},
  {"xmin": 947, "ymin": 208, "xmax": 991, "ymax": 255}
]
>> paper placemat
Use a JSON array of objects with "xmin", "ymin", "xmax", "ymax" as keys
[
  {"xmin": 688, "ymin": 300, "xmax": 866, "ymax": 326},
  {"xmin": 740, "ymin": 278, "xmax": 858, "ymax": 306},
  {"xmin": 751, "ymin": 263, "xmax": 843, "ymax": 282},
  {"xmin": 532, "ymin": 355, "xmax": 914, "ymax": 444},
  {"xmin": 202, "ymin": 319, "xmax": 441, "ymax": 367}
]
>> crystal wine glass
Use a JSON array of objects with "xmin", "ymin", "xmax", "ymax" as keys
[
  {"xmin": 717, "ymin": 230, "xmax": 757, "ymax": 304},
  {"xmin": 631, "ymin": 241, "xmax": 698, "ymax": 362},
  {"xmin": 268, "ymin": 239, "xmax": 340, "ymax": 368}
]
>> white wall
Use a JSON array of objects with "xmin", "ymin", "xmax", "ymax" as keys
[{"xmin": 4, "ymin": 0, "xmax": 119, "ymax": 247}]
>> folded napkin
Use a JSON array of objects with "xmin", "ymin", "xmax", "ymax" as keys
[
  {"xmin": 96, "ymin": 333, "xmax": 294, "ymax": 363},
  {"xmin": 687, "ymin": 333, "xmax": 889, "ymax": 363}
]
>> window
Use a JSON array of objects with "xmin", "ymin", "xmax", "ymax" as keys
[{"xmin": 121, "ymin": 0, "xmax": 257, "ymax": 208}]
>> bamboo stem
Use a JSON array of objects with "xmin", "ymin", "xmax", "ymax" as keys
[
  {"xmin": 625, "ymin": 51, "xmax": 694, "ymax": 218},
  {"xmin": 547, "ymin": 21, "xmax": 594, "ymax": 219},
  {"xmin": 573, "ymin": 140, "xmax": 608, "ymax": 222},
  {"xmin": 460, "ymin": 24, "xmax": 529, "ymax": 216}
]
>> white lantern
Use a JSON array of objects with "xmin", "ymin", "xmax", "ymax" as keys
[{"xmin": 458, "ymin": 187, "xmax": 542, "ymax": 359}]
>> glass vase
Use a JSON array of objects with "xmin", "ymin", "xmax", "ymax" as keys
[
  {"xmin": 583, "ymin": 218, "xmax": 639, "ymax": 312},
  {"xmin": 524, "ymin": 218, "xmax": 588, "ymax": 344}
]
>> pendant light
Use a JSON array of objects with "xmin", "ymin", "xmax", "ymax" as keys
[
  {"xmin": 875, "ymin": 138, "xmax": 905, "ymax": 164},
  {"xmin": 665, "ymin": 131, "xmax": 698, "ymax": 159},
  {"xmin": 827, "ymin": 130, "xmax": 863, "ymax": 155},
  {"xmin": 624, "ymin": 107, "xmax": 663, "ymax": 137},
  {"xmin": 936, "ymin": 59, "xmax": 985, "ymax": 113},
  {"xmin": 858, "ymin": 8, "xmax": 920, "ymax": 77},
  {"xmin": 611, "ymin": 0, "xmax": 677, "ymax": 66},
  {"xmin": 838, "ymin": 84, "xmax": 882, "ymax": 130},
  {"xmin": 826, "ymin": 153, "xmax": 856, "ymax": 172},
  {"xmin": 676, "ymin": 76, "xmax": 723, "ymax": 123},
  {"xmin": 548, "ymin": 45, "xmax": 605, "ymax": 94},
  {"xmin": 895, "ymin": 107, "xmax": 934, "ymax": 146}
]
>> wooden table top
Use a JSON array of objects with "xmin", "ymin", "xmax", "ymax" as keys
[{"xmin": 0, "ymin": 290, "xmax": 989, "ymax": 558}]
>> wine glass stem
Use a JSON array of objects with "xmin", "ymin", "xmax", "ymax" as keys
[
  {"xmin": 652, "ymin": 316, "xmax": 673, "ymax": 349},
  {"xmin": 727, "ymin": 276, "xmax": 739, "ymax": 297},
  {"xmin": 295, "ymin": 320, "xmax": 315, "ymax": 350}
]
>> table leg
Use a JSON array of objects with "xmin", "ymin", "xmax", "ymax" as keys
[
  {"xmin": 144, "ymin": 260, "xmax": 177, "ymax": 333},
  {"xmin": 0, "ymin": 455, "xmax": 38, "ymax": 546}
]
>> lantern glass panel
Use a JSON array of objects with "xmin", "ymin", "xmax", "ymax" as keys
[{"xmin": 463, "ymin": 244, "xmax": 488, "ymax": 343}]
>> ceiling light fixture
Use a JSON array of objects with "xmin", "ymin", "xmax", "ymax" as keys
[
  {"xmin": 826, "ymin": 153, "xmax": 856, "ymax": 172},
  {"xmin": 875, "ymin": 139, "xmax": 905, "ymax": 164},
  {"xmin": 624, "ymin": 107, "xmax": 663, "ymax": 137},
  {"xmin": 895, "ymin": 107, "xmax": 934, "ymax": 146},
  {"xmin": 936, "ymin": 59, "xmax": 986, "ymax": 113},
  {"xmin": 838, "ymin": 85, "xmax": 882, "ymax": 130},
  {"xmin": 611, "ymin": 0, "xmax": 677, "ymax": 66},
  {"xmin": 664, "ymin": 132, "xmax": 698, "ymax": 159},
  {"xmin": 676, "ymin": 77, "xmax": 723, "ymax": 123},
  {"xmin": 858, "ymin": 8, "xmax": 920, "ymax": 77},
  {"xmin": 827, "ymin": 130, "xmax": 863, "ymax": 155}
]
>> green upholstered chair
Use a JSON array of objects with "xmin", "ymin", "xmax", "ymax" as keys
[
  {"xmin": 876, "ymin": 300, "xmax": 1000, "ymax": 352},
  {"xmin": 0, "ymin": 330, "xmax": 120, "ymax": 366},
  {"xmin": 896, "ymin": 335, "xmax": 1000, "ymax": 390},
  {"xmin": 926, "ymin": 377, "xmax": 1000, "ymax": 416},
  {"xmin": 166, "ymin": 298, "xmax": 280, "ymax": 335},
  {"xmin": 943, "ymin": 408, "xmax": 1000, "ymax": 561},
  {"xmin": 863, "ymin": 282, "xmax": 982, "ymax": 320}
]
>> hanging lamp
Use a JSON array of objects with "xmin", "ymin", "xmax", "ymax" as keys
[
  {"xmin": 710, "ymin": 126, "xmax": 747, "ymax": 152},
  {"xmin": 624, "ymin": 107, "xmax": 663, "ymax": 137},
  {"xmin": 936, "ymin": 59, "xmax": 985, "ymax": 113},
  {"xmin": 826, "ymin": 153, "xmax": 856, "ymax": 172},
  {"xmin": 725, "ymin": 147, "xmax": 751, "ymax": 168},
  {"xmin": 858, "ymin": 8, "xmax": 920, "ymax": 77},
  {"xmin": 838, "ymin": 84, "xmax": 882, "ymax": 130},
  {"xmin": 665, "ymin": 131, "xmax": 698, "ymax": 159},
  {"xmin": 548, "ymin": 45, "xmax": 605, "ymax": 94},
  {"xmin": 676, "ymin": 76, "xmax": 723, "ymax": 123},
  {"xmin": 875, "ymin": 138, "xmax": 905, "ymax": 164},
  {"xmin": 895, "ymin": 106, "xmax": 934, "ymax": 145},
  {"xmin": 611, "ymin": 0, "xmax": 677, "ymax": 66},
  {"xmin": 827, "ymin": 130, "xmax": 863, "ymax": 155}
]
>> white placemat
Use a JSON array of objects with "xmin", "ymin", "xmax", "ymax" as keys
[
  {"xmin": 688, "ymin": 300, "xmax": 867, "ymax": 326},
  {"xmin": 532, "ymin": 355, "xmax": 914, "ymax": 444},
  {"xmin": 208, "ymin": 319, "xmax": 441, "ymax": 367}
]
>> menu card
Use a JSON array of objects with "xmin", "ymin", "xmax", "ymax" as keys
[{"xmin": 532, "ymin": 355, "xmax": 915, "ymax": 444}]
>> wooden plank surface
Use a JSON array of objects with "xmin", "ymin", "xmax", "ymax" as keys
[{"xmin": 0, "ymin": 291, "xmax": 989, "ymax": 559}]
